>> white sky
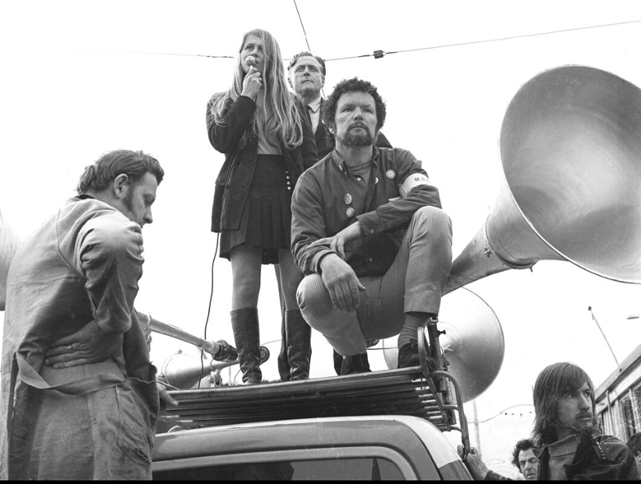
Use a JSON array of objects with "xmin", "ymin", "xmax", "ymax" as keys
[{"xmin": 2, "ymin": 0, "xmax": 641, "ymax": 470}]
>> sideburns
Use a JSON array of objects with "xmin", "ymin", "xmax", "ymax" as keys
[{"xmin": 122, "ymin": 189, "xmax": 134, "ymax": 212}]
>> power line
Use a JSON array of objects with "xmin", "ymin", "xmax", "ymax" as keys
[
  {"xmin": 75, "ymin": 48, "xmax": 233, "ymax": 60},
  {"xmin": 75, "ymin": 18, "xmax": 640, "ymax": 63},
  {"xmin": 588, "ymin": 306, "xmax": 621, "ymax": 371},
  {"xmin": 293, "ymin": 0, "xmax": 312, "ymax": 52},
  {"xmin": 469, "ymin": 404, "xmax": 534, "ymax": 424},
  {"xmin": 324, "ymin": 19, "xmax": 641, "ymax": 62}
]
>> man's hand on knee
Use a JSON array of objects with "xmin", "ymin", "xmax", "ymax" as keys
[
  {"xmin": 319, "ymin": 254, "xmax": 365, "ymax": 312},
  {"xmin": 44, "ymin": 320, "xmax": 123, "ymax": 369}
]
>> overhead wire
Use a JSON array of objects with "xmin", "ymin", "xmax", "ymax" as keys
[
  {"xmin": 470, "ymin": 404, "xmax": 535, "ymax": 425},
  {"xmin": 293, "ymin": 0, "xmax": 312, "ymax": 52},
  {"xmin": 75, "ymin": 48, "xmax": 233, "ymax": 59},
  {"xmin": 75, "ymin": 18, "xmax": 640, "ymax": 65},
  {"xmin": 324, "ymin": 18, "xmax": 641, "ymax": 61}
]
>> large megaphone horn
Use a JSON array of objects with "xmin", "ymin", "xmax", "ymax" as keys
[
  {"xmin": 159, "ymin": 346, "xmax": 270, "ymax": 389},
  {"xmin": 0, "ymin": 210, "xmax": 19, "ymax": 311},
  {"xmin": 382, "ymin": 288, "xmax": 503, "ymax": 403},
  {"xmin": 147, "ymin": 315, "xmax": 238, "ymax": 360},
  {"xmin": 444, "ymin": 65, "xmax": 641, "ymax": 294}
]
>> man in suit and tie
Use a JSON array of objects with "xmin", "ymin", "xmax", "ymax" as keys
[
  {"xmin": 287, "ymin": 52, "xmax": 392, "ymax": 159},
  {"xmin": 277, "ymin": 53, "xmax": 391, "ymax": 380}
]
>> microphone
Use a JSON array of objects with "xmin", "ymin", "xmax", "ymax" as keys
[{"xmin": 245, "ymin": 55, "xmax": 256, "ymax": 67}]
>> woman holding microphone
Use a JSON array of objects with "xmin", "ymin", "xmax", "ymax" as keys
[{"xmin": 206, "ymin": 28, "xmax": 317, "ymax": 384}]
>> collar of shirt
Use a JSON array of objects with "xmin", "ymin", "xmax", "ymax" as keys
[
  {"xmin": 307, "ymin": 95, "xmax": 322, "ymax": 114},
  {"xmin": 330, "ymin": 146, "xmax": 380, "ymax": 176}
]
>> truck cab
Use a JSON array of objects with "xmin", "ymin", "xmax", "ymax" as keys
[
  {"xmin": 152, "ymin": 415, "xmax": 471, "ymax": 480},
  {"xmin": 152, "ymin": 365, "xmax": 473, "ymax": 480}
]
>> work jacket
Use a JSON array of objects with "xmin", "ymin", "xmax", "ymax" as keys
[
  {"xmin": 291, "ymin": 147, "xmax": 441, "ymax": 277},
  {"xmin": 0, "ymin": 197, "xmax": 159, "ymax": 479}
]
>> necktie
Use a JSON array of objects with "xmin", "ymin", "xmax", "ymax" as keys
[{"xmin": 307, "ymin": 105, "xmax": 318, "ymax": 133}]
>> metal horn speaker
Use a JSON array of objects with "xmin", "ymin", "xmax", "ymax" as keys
[
  {"xmin": 159, "ymin": 346, "xmax": 270, "ymax": 389},
  {"xmin": 0, "ymin": 210, "xmax": 19, "ymax": 311},
  {"xmin": 444, "ymin": 65, "xmax": 641, "ymax": 294},
  {"xmin": 382, "ymin": 287, "xmax": 504, "ymax": 403}
]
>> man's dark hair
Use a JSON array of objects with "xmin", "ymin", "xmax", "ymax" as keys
[
  {"xmin": 77, "ymin": 149, "xmax": 164, "ymax": 194},
  {"xmin": 287, "ymin": 51, "xmax": 326, "ymax": 76},
  {"xmin": 511, "ymin": 438, "xmax": 536, "ymax": 469},
  {"xmin": 628, "ymin": 432, "xmax": 641, "ymax": 455},
  {"xmin": 322, "ymin": 77, "xmax": 387, "ymax": 136},
  {"xmin": 532, "ymin": 362, "xmax": 598, "ymax": 445}
]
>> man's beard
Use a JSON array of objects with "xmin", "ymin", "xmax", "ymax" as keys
[
  {"xmin": 565, "ymin": 415, "xmax": 599, "ymax": 436},
  {"xmin": 339, "ymin": 130, "xmax": 374, "ymax": 147}
]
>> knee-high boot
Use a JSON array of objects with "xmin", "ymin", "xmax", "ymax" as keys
[
  {"xmin": 231, "ymin": 308, "xmax": 262, "ymax": 385},
  {"xmin": 286, "ymin": 309, "xmax": 312, "ymax": 380}
]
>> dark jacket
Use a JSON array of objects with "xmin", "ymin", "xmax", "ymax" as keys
[
  {"xmin": 537, "ymin": 430, "xmax": 639, "ymax": 480},
  {"xmin": 315, "ymin": 98, "xmax": 392, "ymax": 159},
  {"xmin": 206, "ymin": 94, "xmax": 318, "ymax": 232},
  {"xmin": 485, "ymin": 431, "xmax": 638, "ymax": 481}
]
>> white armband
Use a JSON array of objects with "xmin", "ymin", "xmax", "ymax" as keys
[{"xmin": 400, "ymin": 173, "xmax": 431, "ymax": 198}]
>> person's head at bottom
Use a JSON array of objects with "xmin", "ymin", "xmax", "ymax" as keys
[{"xmin": 512, "ymin": 438, "xmax": 539, "ymax": 480}]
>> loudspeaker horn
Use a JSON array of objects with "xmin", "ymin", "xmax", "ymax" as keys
[
  {"xmin": 382, "ymin": 287, "xmax": 503, "ymax": 403},
  {"xmin": 160, "ymin": 346, "xmax": 270, "ymax": 389},
  {"xmin": 444, "ymin": 65, "xmax": 641, "ymax": 294},
  {"xmin": 0, "ymin": 210, "xmax": 19, "ymax": 311},
  {"xmin": 148, "ymin": 315, "xmax": 237, "ymax": 360}
]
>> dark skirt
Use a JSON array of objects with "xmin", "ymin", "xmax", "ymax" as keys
[{"xmin": 220, "ymin": 154, "xmax": 293, "ymax": 264}]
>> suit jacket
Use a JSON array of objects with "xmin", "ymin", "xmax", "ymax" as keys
[{"xmin": 315, "ymin": 98, "xmax": 392, "ymax": 159}]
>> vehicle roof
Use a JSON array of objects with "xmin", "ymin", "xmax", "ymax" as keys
[{"xmin": 153, "ymin": 414, "xmax": 463, "ymax": 471}]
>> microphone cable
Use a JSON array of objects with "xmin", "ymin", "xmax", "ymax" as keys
[{"xmin": 197, "ymin": 231, "xmax": 220, "ymax": 389}]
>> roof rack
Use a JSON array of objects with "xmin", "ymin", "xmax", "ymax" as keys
[{"xmin": 160, "ymin": 321, "xmax": 470, "ymax": 453}]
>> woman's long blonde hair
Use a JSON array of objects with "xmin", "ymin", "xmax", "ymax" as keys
[{"xmin": 209, "ymin": 28, "xmax": 305, "ymax": 150}]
